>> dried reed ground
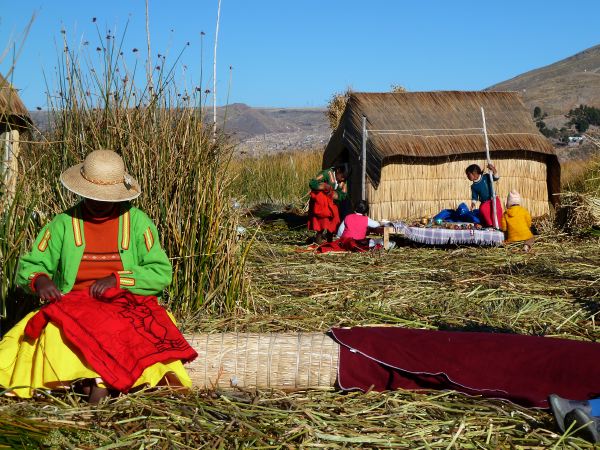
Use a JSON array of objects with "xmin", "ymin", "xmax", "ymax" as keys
[{"xmin": 2, "ymin": 218, "xmax": 599, "ymax": 448}]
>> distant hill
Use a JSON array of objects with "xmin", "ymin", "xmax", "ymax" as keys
[
  {"xmin": 218, "ymin": 104, "xmax": 329, "ymax": 154},
  {"xmin": 486, "ymin": 44, "xmax": 600, "ymax": 123}
]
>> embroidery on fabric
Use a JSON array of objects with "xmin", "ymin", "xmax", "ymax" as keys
[
  {"xmin": 144, "ymin": 228, "xmax": 154, "ymax": 251},
  {"xmin": 72, "ymin": 215, "xmax": 83, "ymax": 247},
  {"xmin": 121, "ymin": 211, "xmax": 130, "ymax": 250},
  {"xmin": 120, "ymin": 277, "xmax": 135, "ymax": 286},
  {"xmin": 81, "ymin": 252, "xmax": 121, "ymax": 261},
  {"xmin": 37, "ymin": 229, "xmax": 51, "ymax": 252}
]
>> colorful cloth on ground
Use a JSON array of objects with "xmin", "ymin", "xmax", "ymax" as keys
[
  {"xmin": 391, "ymin": 221, "xmax": 504, "ymax": 246},
  {"xmin": 330, "ymin": 326, "xmax": 600, "ymax": 408},
  {"xmin": 73, "ymin": 204, "xmax": 123, "ymax": 291},
  {"xmin": 316, "ymin": 237, "xmax": 375, "ymax": 253},
  {"xmin": 308, "ymin": 191, "xmax": 340, "ymax": 233},
  {"xmin": 478, "ymin": 197, "xmax": 503, "ymax": 228},
  {"xmin": 24, "ymin": 288, "xmax": 198, "ymax": 392},
  {"xmin": 470, "ymin": 173, "xmax": 499, "ymax": 203},
  {"xmin": 17, "ymin": 202, "xmax": 172, "ymax": 296},
  {"xmin": 502, "ymin": 205, "xmax": 534, "ymax": 243}
]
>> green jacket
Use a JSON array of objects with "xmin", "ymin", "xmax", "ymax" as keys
[
  {"xmin": 308, "ymin": 168, "xmax": 348, "ymax": 201},
  {"xmin": 17, "ymin": 203, "xmax": 172, "ymax": 297}
]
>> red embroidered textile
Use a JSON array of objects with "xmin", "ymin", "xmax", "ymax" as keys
[
  {"xmin": 308, "ymin": 191, "xmax": 340, "ymax": 233},
  {"xmin": 25, "ymin": 288, "xmax": 198, "ymax": 392},
  {"xmin": 330, "ymin": 327, "xmax": 600, "ymax": 408}
]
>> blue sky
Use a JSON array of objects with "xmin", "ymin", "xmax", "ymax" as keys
[{"xmin": 1, "ymin": 1, "xmax": 599, "ymax": 109}]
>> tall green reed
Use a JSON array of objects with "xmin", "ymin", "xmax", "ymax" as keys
[
  {"xmin": 230, "ymin": 149, "xmax": 322, "ymax": 207},
  {"xmin": 10, "ymin": 25, "xmax": 249, "ymax": 319}
]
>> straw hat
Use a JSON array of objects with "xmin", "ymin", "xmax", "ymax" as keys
[
  {"xmin": 60, "ymin": 150, "xmax": 141, "ymax": 202},
  {"xmin": 506, "ymin": 190, "xmax": 521, "ymax": 208}
]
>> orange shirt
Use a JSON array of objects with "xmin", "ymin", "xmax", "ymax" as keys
[{"xmin": 72, "ymin": 205, "xmax": 124, "ymax": 291}]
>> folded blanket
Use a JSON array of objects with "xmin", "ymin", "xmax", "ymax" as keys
[
  {"xmin": 25, "ymin": 288, "xmax": 198, "ymax": 391},
  {"xmin": 330, "ymin": 327, "xmax": 600, "ymax": 408}
]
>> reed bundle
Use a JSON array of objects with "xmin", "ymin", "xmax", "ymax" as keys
[
  {"xmin": 557, "ymin": 191, "xmax": 600, "ymax": 233},
  {"xmin": 185, "ymin": 332, "xmax": 338, "ymax": 389}
]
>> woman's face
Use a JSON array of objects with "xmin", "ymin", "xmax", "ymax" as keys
[
  {"xmin": 335, "ymin": 171, "xmax": 346, "ymax": 183},
  {"xmin": 466, "ymin": 171, "xmax": 479, "ymax": 182},
  {"xmin": 83, "ymin": 198, "xmax": 117, "ymax": 216}
]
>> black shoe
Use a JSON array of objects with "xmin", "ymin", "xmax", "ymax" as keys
[
  {"xmin": 549, "ymin": 394, "xmax": 591, "ymax": 433},
  {"xmin": 565, "ymin": 408, "xmax": 600, "ymax": 443}
]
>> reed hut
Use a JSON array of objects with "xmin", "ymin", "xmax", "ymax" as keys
[
  {"xmin": 323, "ymin": 91, "xmax": 560, "ymax": 220},
  {"xmin": 0, "ymin": 73, "xmax": 31, "ymax": 201}
]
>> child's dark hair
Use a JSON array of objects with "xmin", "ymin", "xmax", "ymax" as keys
[
  {"xmin": 465, "ymin": 164, "xmax": 482, "ymax": 176},
  {"xmin": 334, "ymin": 163, "xmax": 351, "ymax": 179},
  {"xmin": 355, "ymin": 200, "xmax": 369, "ymax": 215}
]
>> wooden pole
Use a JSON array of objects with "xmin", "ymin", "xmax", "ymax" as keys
[
  {"xmin": 481, "ymin": 107, "xmax": 498, "ymax": 229},
  {"xmin": 361, "ymin": 115, "xmax": 367, "ymax": 201}
]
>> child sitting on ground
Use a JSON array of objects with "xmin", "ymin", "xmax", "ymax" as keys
[
  {"xmin": 337, "ymin": 200, "xmax": 393, "ymax": 249},
  {"xmin": 501, "ymin": 190, "xmax": 534, "ymax": 252},
  {"xmin": 465, "ymin": 163, "xmax": 502, "ymax": 227}
]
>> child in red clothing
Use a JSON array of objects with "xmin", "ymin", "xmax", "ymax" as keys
[
  {"xmin": 308, "ymin": 165, "xmax": 349, "ymax": 244},
  {"xmin": 465, "ymin": 163, "xmax": 502, "ymax": 228}
]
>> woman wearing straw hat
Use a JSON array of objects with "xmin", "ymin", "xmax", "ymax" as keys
[{"xmin": 0, "ymin": 149, "xmax": 194, "ymax": 403}]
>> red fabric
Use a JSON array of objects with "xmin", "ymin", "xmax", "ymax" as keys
[
  {"xmin": 330, "ymin": 327, "xmax": 600, "ymax": 408},
  {"xmin": 479, "ymin": 197, "xmax": 503, "ymax": 228},
  {"xmin": 316, "ymin": 237, "xmax": 374, "ymax": 253},
  {"xmin": 341, "ymin": 214, "xmax": 369, "ymax": 240},
  {"xmin": 25, "ymin": 288, "xmax": 197, "ymax": 392},
  {"xmin": 73, "ymin": 206, "xmax": 123, "ymax": 291},
  {"xmin": 308, "ymin": 191, "xmax": 340, "ymax": 233}
]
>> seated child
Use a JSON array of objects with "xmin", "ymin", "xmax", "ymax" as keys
[
  {"xmin": 465, "ymin": 163, "xmax": 502, "ymax": 227},
  {"xmin": 337, "ymin": 200, "xmax": 393, "ymax": 249},
  {"xmin": 501, "ymin": 190, "xmax": 534, "ymax": 252}
]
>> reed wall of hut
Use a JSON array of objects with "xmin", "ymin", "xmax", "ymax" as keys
[{"xmin": 368, "ymin": 152, "xmax": 553, "ymax": 220}]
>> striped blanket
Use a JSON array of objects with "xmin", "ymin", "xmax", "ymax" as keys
[{"xmin": 391, "ymin": 221, "xmax": 504, "ymax": 246}]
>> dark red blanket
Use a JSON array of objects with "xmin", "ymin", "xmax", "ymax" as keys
[
  {"xmin": 330, "ymin": 327, "xmax": 600, "ymax": 408},
  {"xmin": 25, "ymin": 288, "xmax": 197, "ymax": 392},
  {"xmin": 316, "ymin": 237, "xmax": 373, "ymax": 253}
]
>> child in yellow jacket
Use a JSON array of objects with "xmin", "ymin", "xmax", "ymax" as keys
[{"xmin": 501, "ymin": 190, "xmax": 534, "ymax": 252}]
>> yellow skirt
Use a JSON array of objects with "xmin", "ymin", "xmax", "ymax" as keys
[{"xmin": 0, "ymin": 311, "xmax": 193, "ymax": 398}]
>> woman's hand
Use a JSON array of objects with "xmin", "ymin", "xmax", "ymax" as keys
[
  {"xmin": 470, "ymin": 202, "xmax": 477, "ymax": 211},
  {"xmin": 34, "ymin": 275, "xmax": 62, "ymax": 303},
  {"xmin": 90, "ymin": 274, "xmax": 117, "ymax": 299},
  {"xmin": 487, "ymin": 163, "xmax": 497, "ymax": 175}
]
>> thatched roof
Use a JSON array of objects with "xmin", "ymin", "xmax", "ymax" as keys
[
  {"xmin": 324, "ymin": 91, "xmax": 557, "ymax": 188},
  {"xmin": 0, "ymin": 73, "xmax": 31, "ymax": 130}
]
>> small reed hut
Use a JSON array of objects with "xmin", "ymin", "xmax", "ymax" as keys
[
  {"xmin": 0, "ymin": 73, "xmax": 31, "ymax": 202},
  {"xmin": 323, "ymin": 91, "xmax": 560, "ymax": 220}
]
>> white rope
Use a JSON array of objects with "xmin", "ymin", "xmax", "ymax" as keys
[
  {"xmin": 369, "ymin": 127, "xmax": 484, "ymax": 133},
  {"xmin": 366, "ymin": 131, "xmax": 543, "ymax": 139}
]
